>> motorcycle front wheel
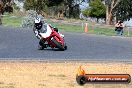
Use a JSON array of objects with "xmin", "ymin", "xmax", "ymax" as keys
[{"xmin": 51, "ymin": 38, "xmax": 65, "ymax": 51}]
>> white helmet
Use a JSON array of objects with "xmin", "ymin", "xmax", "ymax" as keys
[
  {"xmin": 35, "ymin": 17, "xmax": 41, "ymax": 23},
  {"xmin": 34, "ymin": 18, "xmax": 43, "ymax": 30}
]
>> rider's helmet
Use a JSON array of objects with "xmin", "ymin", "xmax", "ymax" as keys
[{"xmin": 34, "ymin": 17, "xmax": 43, "ymax": 30}]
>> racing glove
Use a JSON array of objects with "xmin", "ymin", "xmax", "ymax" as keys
[{"xmin": 34, "ymin": 30, "xmax": 41, "ymax": 39}]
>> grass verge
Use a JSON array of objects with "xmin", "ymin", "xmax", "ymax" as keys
[
  {"xmin": 2, "ymin": 14, "xmax": 132, "ymax": 37},
  {"xmin": 2, "ymin": 13, "xmax": 22, "ymax": 27}
]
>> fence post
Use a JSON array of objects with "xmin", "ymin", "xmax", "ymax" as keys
[
  {"xmin": 82, "ymin": 23, "xmax": 84, "ymax": 31},
  {"xmin": 127, "ymin": 27, "xmax": 130, "ymax": 37}
]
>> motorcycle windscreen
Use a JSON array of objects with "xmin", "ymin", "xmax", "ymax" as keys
[{"xmin": 39, "ymin": 25, "xmax": 52, "ymax": 38}]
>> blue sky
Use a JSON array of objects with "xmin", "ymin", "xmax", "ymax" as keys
[{"xmin": 79, "ymin": 0, "xmax": 89, "ymax": 10}]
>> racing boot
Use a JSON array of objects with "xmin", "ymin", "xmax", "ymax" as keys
[{"xmin": 38, "ymin": 39, "xmax": 46, "ymax": 50}]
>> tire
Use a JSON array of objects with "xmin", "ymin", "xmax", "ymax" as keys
[
  {"xmin": 64, "ymin": 46, "xmax": 67, "ymax": 50},
  {"xmin": 64, "ymin": 43, "xmax": 67, "ymax": 50},
  {"xmin": 76, "ymin": 75, "xmax": 87, "ymax": 85},
  {"xmin": 51, "ymin": 38, "xmax": 65, "ymax": 50},
  {"xmin": 38, "ymin": 45, "xmax": 44, "ymax": 50}
]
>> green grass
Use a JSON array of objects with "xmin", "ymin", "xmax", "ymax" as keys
[
  {"xmin": 54, "ymin": 23, "xmax": 83, "ymax": 32},
  {"xmin": 50, "ymin": 21, "xmax": 132, "ymax": 37},
  {"xmin": 2, "ymin": 14, "xmax": 132, "ymax": 37},
  {"xmin": 90, "ymin": 27, "xmax": 117, "ymax": 36},
  {"xmin": 2, "ymin": 13, "xmax": 22, "ymax": 27}
]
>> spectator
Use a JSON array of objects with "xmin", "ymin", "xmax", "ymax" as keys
[{"xmin": 115, "ymin": 20, "xmax": 125, "ymax": 36}]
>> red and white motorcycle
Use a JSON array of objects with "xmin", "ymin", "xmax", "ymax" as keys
[{"xmin": 33, "ymin": 19, "xmax": 67, "ymax": 51}]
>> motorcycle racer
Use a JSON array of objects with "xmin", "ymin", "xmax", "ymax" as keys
[{"xmin": 33, "ymin": 17, "xmax": 64, "ymax": 50}]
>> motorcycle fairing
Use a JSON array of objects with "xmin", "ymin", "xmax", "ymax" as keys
[{"xmin": 39, "ymin": 25, "xmax": 52, "ymax": 38}]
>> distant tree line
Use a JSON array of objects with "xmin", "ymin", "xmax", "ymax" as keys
[
  {"xmin": 0, "ymin": 0, "xmax": 14, "ymax": 15},
  {"xmin": 83, "ymin": 0, "xmax": 132, "ymax": 24},
  {"xmin": 1, "ymin": 0, "xmax": 132, "ymax": 25},
  {"xmin": 0, "ymin": 0, "xmax": 14, "ymax": 25},
  {"xmin": 24, "ymin": 0, "xmax": 84, "ymax": 18}
]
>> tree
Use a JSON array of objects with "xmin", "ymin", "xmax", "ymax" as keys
[
  {"xmin": 24, "ymin": 0, "xmax": 46, "ymax": 12},
  {"xmin": 105, "ymin": 0, "xmax": 132, "ymax": 24},
  {"xmin": 63, "ymin": 0, "xmax": 86, "ymax": 18},
  {"xmin": 82, "ymin": 0, "xmax": 106, "ymax": 22},
  {"xmin": 24, "ymin": 0, "xmax": 84, "ymax": 18},
  {"xmin": 46, "ymin": 0, "xmax": 63, "ymax": 6},
  {"xmin": 47, "ymin": 0, "xmax": 82, "ymax": 18},
  {"xmin": 105, "ymin": 0, "xmax": 121, "ymax": 24},
  {"xmin": 115, "ymin": 0, "xmax": 132, "ymax": 21},
  {"xmin": 24, "ymin": 0, "xmax": 37, "ymax": 10},
  {"xmin": 1, "ymin": 0, "xmax": 11, "ymax": 4},
  {"xmin": 0, "ymin": 0, "xmax": 13, "ymax": 14},
  {"xmin": 0, "ymin": 0, "xmax": 4, "ymax": 25}
]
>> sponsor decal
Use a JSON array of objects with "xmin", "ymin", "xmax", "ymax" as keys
[{"xmin": 76, "ymin": 65, "xmax": 131, "ymax": 85}]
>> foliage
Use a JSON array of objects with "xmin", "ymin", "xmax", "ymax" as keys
[
  {"xmin": 24, "ymin": 0, "xmax": 82, "ymax": 18},
  {"xmin": 104, "ymin": 0, "xmax": 132, "ymax": 24},
  {"xmin": 1, "ymin": 0, "xmax": 11, "ymax": 4},
  {"xmin": 115, "ymin": 0, "xmax": 132, "ymax": 21},
  {"xmin": 22, "ymin": 10, "xmax": 45, "ymax": 28},
  {"xmin": 82, "ymin": 0, "xmax": 106, "ymax": 22},
  {"xmin": 2, "ymin": 13, "xmax": 22, "ymax": 27},
  {"xmin": 46, "ymin": 0, "xmax": 63, "ymax": 6},
  {"xmin": 24, "ymin": 0, "xmax": 38, "ymax": 10},
  {"xmin": 82, "ymin": 9, "xmax": 89, "ymax": 17},
  {"xmin": 24, "ymin": 0, "xmax": 63, "ymax": 11},
  {"xmin": 13, "ymin": 4, "xmax": 20, "ymax": 11}
]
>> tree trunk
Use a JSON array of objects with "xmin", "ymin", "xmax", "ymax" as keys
[
  {"xmin": 106, "ymin": 13, "xmax": 113, "ymax": 25},
  {"xmin": 106, "ymin": 5, "xmax": 113, "ymax": 25},
  {"xmin": 106, "ymin": 0, "xmax": 121, "ymax": 25}
]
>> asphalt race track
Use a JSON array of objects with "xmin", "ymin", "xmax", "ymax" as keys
[{"xmin": 0, "ymin": 26, "xmax": 132, "ymax": 61}]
